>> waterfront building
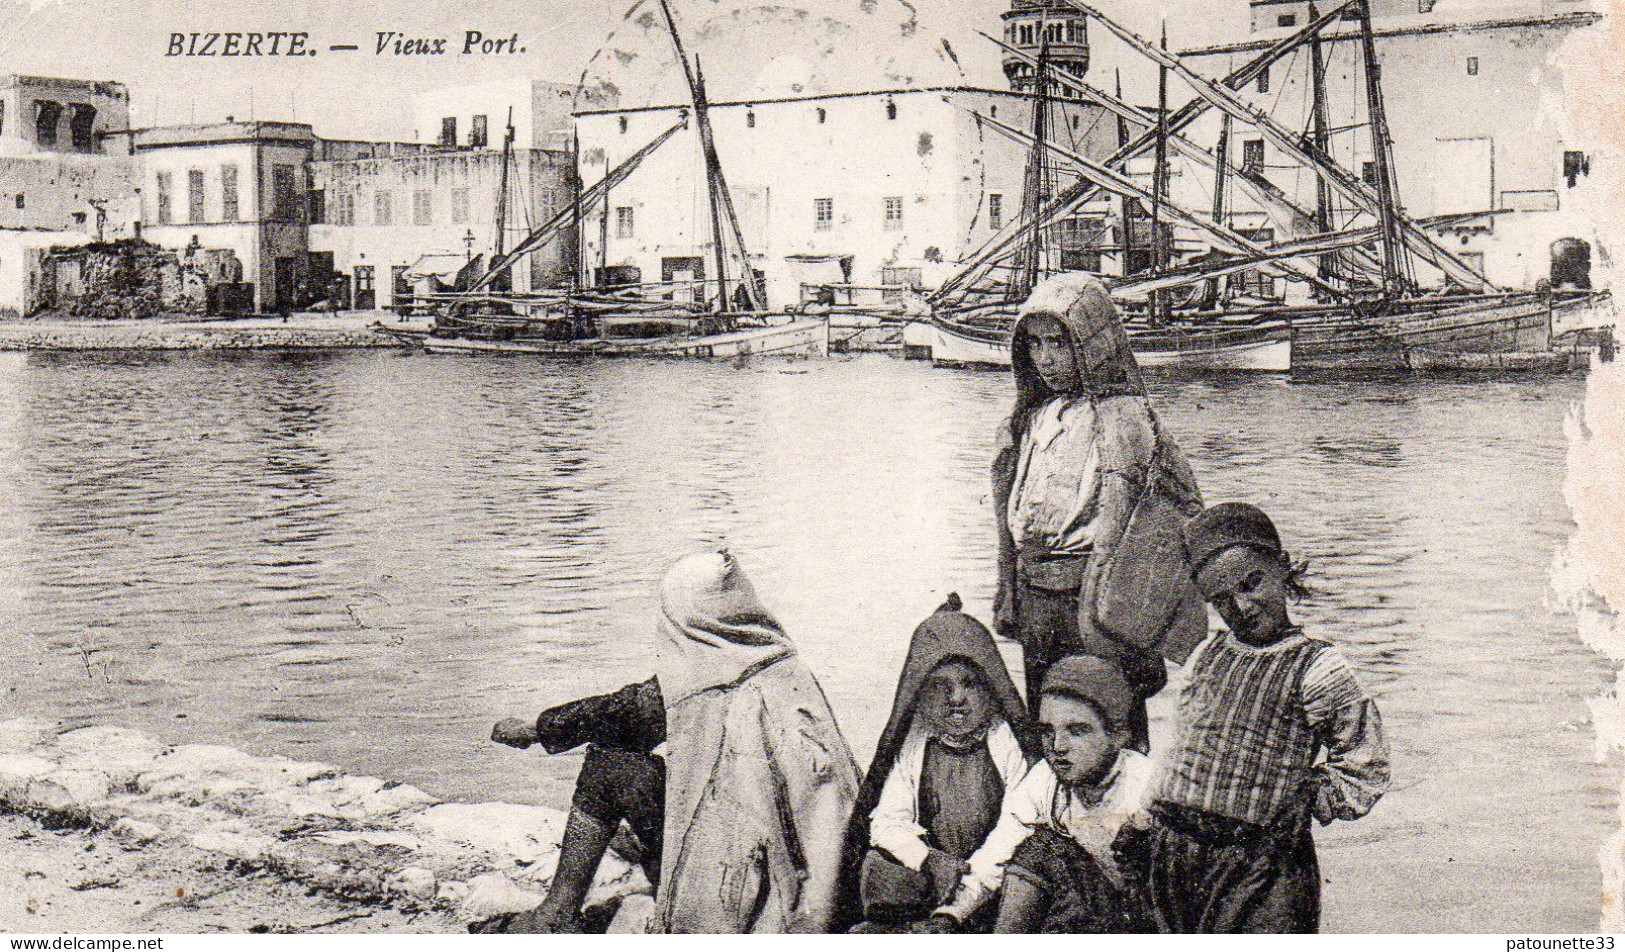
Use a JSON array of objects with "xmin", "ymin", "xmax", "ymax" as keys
[
  {"xmin": 573, "ymin": 87, "xmax": 1115, "ymax": 308},
  {"xmin": 1175, "ymin": 0, "xmax": 1609, "ymax": 290},
  {"xmin": 1001, "ymin": 0, "xmax": 1092, "ymax": 97}
]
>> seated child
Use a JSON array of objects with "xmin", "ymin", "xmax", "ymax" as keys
[
  {"xmin": 926, "ymin": 655, "xmax": 1155, "ymax": 933},
  {"xmin": 483, "ymin": 676, "xmax": 665, "ymax": 933},
  {"xmin": 841, "ymin": 595, "xmax": 1042, "ymax": 932},
  {"xmin": 1127, "ymin": 503, "xmax": 1391, "ymax": 933}
]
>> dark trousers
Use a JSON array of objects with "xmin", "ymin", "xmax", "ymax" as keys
[
  {"xmin": 1124, "ymin": 802, "xmax": 1320, "ymax": 934},
  {"xmin": 1014, "ymin": 582, "xmax": 1166, "ymax": 751},
  {"xmin": 573, "ymin": 745, "xmax": 667, "ymax": 885}
]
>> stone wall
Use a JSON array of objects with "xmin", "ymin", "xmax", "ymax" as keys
[{"xmin": 46, "ymin": 240, "xmax": 207, "ymax": 320}]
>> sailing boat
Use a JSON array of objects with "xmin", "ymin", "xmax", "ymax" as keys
[
  {"xmin": 929, "ymin": 0, "xmax": 1609, "ymax": 374},
  {"xmin": 409, "ymin": 0, "xmax": 828, "ymax": 359},
  {"xmin": 929, "ymin": 26, "xmax": 1294, "ymax": 371}
]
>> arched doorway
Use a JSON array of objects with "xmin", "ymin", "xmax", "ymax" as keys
[{"xmin": 1551, "ymin": 237, "xmax": 1593, "ymax": 291}]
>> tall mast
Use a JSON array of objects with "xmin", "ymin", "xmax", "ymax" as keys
[
  {"xmin": 1150, "ymin": 20, "xmax": 1171, "ymax": 325},
  {"xmin": 1356, "ymin": 0, "xmax": 1406, "ymax": 297},
  {"xmin": 1114, "ymin": 69, "xmax": 1137, "ymax": 278},
  {"xmin": 491, "ymin": 106, "xmax": 516, "ymax": 292},
  {"xmin": 1308, "ymin": 2, "xmax": 1337, "ymax": 284},
  {"xmin": 656, "ymin": 0, "xmax": 763, "ymax": 312},
  {"xmin": 1014, "ymin": 40, "xmax": 1052, "ymax": 302},
  {"xmin": 569, "ymin": 128, "xmax": 583, "ymax": 292},
  {"xmin": 1207, "ymin": 114, "xmax": 1230, "ymax": 306},
  {"xmin": 598, "ymin": 147, "xmax": 611, "ymax": 287}
]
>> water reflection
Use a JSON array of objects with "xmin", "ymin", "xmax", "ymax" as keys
[{"xmin": 0, "ymin": 351, "xmax": 1608, "ymax": 931}]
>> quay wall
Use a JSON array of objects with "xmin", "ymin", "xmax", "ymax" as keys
[
  {"xmin": 0, "ymin": 719, "xmax": 651, "ymax": 928},
  {"xmin": 0, "ymin": 316, "xmax": 414, "ymax": 351}
]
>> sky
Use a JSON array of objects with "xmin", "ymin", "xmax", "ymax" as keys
[{"xmin": 0, "ymin": 0, "xmax": 1248, "ymax": 140}]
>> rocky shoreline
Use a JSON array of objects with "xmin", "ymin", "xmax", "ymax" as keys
[
  {"xmin": 0, "ymin": 719, "xmax": 652, "ymax": 933},
  {"xmin": 0, "ymin": 315, "xmax": 427, "ymax": 351}
]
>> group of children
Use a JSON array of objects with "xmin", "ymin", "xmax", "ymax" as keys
[{"xmin": 480, "ymin": 274, "xmax": 1391, "ymax": 934}]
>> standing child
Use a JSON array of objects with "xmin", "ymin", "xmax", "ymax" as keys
[{"xmin": 1130, "ymin": 503, "xmax": 1391, "ymax": 933}]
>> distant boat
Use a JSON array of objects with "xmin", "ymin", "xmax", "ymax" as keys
[
  {"xmin": 419, "ymin": 316, "xmax": 829, "ymax": 359},
  {"xmin": 929, "ymin": 310, "xmax": 1292, "ymax": 372}
]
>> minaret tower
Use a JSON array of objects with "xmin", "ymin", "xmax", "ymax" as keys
[{"xmin": 1001, "ymin": 0, "xmax": 1090, "ymax": 96}]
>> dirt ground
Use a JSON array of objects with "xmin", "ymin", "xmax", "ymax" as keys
[{"xmin": 0, "ymin": 813, "xmax": 460, "ymax": 935}]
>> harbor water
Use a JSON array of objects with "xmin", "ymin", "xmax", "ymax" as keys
[{"xmin": 0, "ymin": 349, "xmax": 1612, "ymax": 931}]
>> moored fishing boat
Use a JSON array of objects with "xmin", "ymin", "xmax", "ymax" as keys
[
  {"xmin": 930, "ymin": 312, "xmax": 1292, "ymax": 371},
  {"xmin": 420, "ymin": 315, "xmax": 829, "ymax": 358}
]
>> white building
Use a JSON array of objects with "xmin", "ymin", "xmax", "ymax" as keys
[
  {"xmin": 574, "ymin": 86, "xmax": 1114, "ymax": 309},
  {"xmin": 1178, "ymin": 2, "xmax": 1610, "ymax": 290},
  {"xmin": 411, "ymin": 78, "xmax": 613, "ymax": 153}
]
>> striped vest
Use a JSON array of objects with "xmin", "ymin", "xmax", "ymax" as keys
[{"xmin": 1153, "ymin": 631, "xmax": 1325, "ymax": 827}]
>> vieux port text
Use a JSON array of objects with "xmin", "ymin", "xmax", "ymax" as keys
[{"xmin": 163, "ymin": 31, "xmax": 527, "ymax": 57}]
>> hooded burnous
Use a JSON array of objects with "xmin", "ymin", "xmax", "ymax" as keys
[
  {"xmin": 651, "ymin": 551, "xmax": 861, "ymax": 934},
  {"xmin": 835, "ymin": 595, "xmax": 1043, "ymax": 927},
  {"xmin": 992, "ymin": 273, "xmax": 1208, "ymax": 745}
]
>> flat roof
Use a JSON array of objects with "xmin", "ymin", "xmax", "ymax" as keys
[
  {"xmin": 1182, "ymin": 9, "xmax": 1603, "ymax": 55},
  {"xmin": 573, "ymin": 85, "xmax": 1062, "ymax": 117},
  {"xmin": 131, "ymin": 121, "xmax": 316, "ymax": 151}
]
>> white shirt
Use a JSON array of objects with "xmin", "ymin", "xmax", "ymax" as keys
[
  {"xmin": 936, "ymin": 749, "xmax": 1152, "ymax": 923},
  {"xmin": 868, "ymin": 719, "xmax": 1031, "ymax": 871},
  {"xmin": 1008, "ymin": 395, "xmax": 1103, "ymax": 556}
]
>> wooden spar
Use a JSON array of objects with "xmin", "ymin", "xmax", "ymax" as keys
[
  {"xmin": 1151, "ymin": 20, "xmax": 1170, "ymax": 325},
  {"xmin": 1058, "ymin": 0, "xmax": 1493, "ymax": 292},
  {"xmin": 1014, "ymin": 42, "xmax": 1052, "ymax": 302},
  {"xmin": 934, "ymin": 1, "xmax": 1362, "ymax": 306},
  {"xmin": 469, "ymin": 118, "xmax": 687, "ymax": 293},
  {"xmin": 1208, "ymin": 114, "xmax": 1231, "ymax": 303},
  {"xmin": 1114, "ymin": 68, "xmax": 1136, "ymax": 278},
  {"xmin": 1356, "ymin": 0, "xmax": 1408, "ymax": 296},
  {"xmin": 1308, "ymin": 2, "xmax": 1336, "ymax": 282},
  {"xmin": 985, "ymin": 29, "xmax": 1375, "ymax": 277},
  {"xmin": 968, "ymin": 104, "xmax": 1345, "ymax": 298},
  {"xmin": 598, "ymin": 145, "xmax": 611, "ymax": 284},
  {"xmin": 655, "ymin": 0, "xmax": 763, "ymax": 312},
  {"xmin": 569, "ymin": 129, "xmax": 583, "ymax": 291},
  {"xmin": 487, "ymin": 106, "xmax": 516, "ymax": 294}
]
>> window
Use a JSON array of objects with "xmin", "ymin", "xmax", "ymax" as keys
[
  {"xmin": 188, "ymin": 169, "xmax": 205, "ymax": 223},
  {"xmin": 886, "ymin": 100, "xmax": 897, "ymax": 121},
  {"xmin": 69, "ymin": 104, "xmax": 96, "ymax": 152},
  {"xmin": 470, "ymin": 115, "xmax": 488, "ymax": 148},
  {"xmin": 221, "ymin": 164, "xmax": 239, "ymax": 222},
  {"xmin": 155, "ymin": 171, "xmax": 172, "ymax": 225},
  {"xmin": 746, "ymin": 110, "xmax": 756, "ymax": 128},
  {"xmin": 354, "ymin": 265, "xmax": 375, "ymax": 292},
  {"xmin": 816, "ymin": 107, "xmax": 827, "ymax": 124},
  {"xmin": 308, "ymin": 188, "xmax": 325, "ymax": 224},
  {"xmin": 1467, "ymin": 56, "xmax": 1479, "ymax": 76},
  {"xmin": 440, "ymin": 117, "xmax": 457, "ymax": 147},
  {"xmin": 34, "ymin": 100, "xmax": 61, "ymax": 148},
  {"xmin": 615, "ymin": 205, "xmax": 634, "ymax": 239},
  {"xmin": 1565, "ymin": 150, "xmax": 1591, "ymax": 188},
  {"xmin": 413, "ymin": 189, "xmax": 433, "ymax": 226},
  {"xmin": 374, "ymin": 189, "xmax": 393, "ymax": 226},
  {"xmin": 1243, "ymin": 139, "xmax": 1265, "ymax": 172},
  {"xmin": 338, "ymin": 191, "xmax": 356, "ymax": 226},
  {"xmin": 272, "ymin": 164, "xmax": 300, "ymax": 221},
  {"xmin": 814, "ymin": 197, "xmax": 833, "ymax": 231},
  {"xmin": 883, "ymin": 196, "xmax": 904, "ymax": 231},
  {"xmin": 1362, "ymin": 161, "xmax": 1379, "ymax": 185},
  {"xmin": 881, "ymin": 267, "xmax": 922, "ymax": 289},
  {"xmin": 1048, "ymin": 22, "xmax": 1063, "ymax": 42},
  {"xmin": 1278, "ymin": 14, "xmax": 1297, "ymax": 27},
  {"xmin": 989, "ymin": 193, "xmax": 1004, "ymax": 230},
  {"xmin": 15, "ymin": 194, "xmax": 23, "ymax": 210},
  {"xmin": 618, "ymin": 116, "xmax": 629, "ymax": 134},
  {"xmin": 1257, "ymin": 66, "xmax": 1270, "ymax": 93},
  {"xmin": 451, "ymin": 187, "xmax": 470, "ymax": 224}
]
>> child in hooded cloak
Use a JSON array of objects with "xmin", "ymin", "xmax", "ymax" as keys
[
  {"xmin": 1122, "ymin": 504, "xmax": 1391, "ymax": 933},
  {"xmin": 839, "ymin": 595, "xmax": 1043, "ymax": 932},
  {"xmin": 924, "ymin": 654, "xmax": 1155, "ymax": 933},
  {"xmin": 652, "ymin": 550, "xmax": 861, "ymax": 934},
  {"xmin": 992, "ymin": 273, "xmax": 1208, "ymax": 750}
]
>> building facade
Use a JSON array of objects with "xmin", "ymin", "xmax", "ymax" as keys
[
  {"xmin": 1179, "ymin": 5, "xmax": 1609, "ymax": 290},
  {"xmin": 0, "ymin": 75, "xmax": 131, "ymax": 158},
  {"xmin": 310, "ymin": 147, "xmax": 576, "ymax": 308},
  {"xmin": 574, "ymin": 87, "xmax": 1114, "ymax": 309}
]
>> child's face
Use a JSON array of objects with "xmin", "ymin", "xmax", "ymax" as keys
[
  {"xmin": 1195, "ymin": 546, "xmax": 1293, "ymax": 642},
  {"xmin": 1023, "ymin": 314, "xmax": 1081, "ymax": 392},
  {"xmin": 1038, "ymin": 693, "xmax": 1125, "ymax": 788},
  {"xmin": 919, "ymin": 658, "xmax": 996, "ymax": 742}
]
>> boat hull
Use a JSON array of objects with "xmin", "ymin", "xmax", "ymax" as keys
[
  {"xmin": 1290, "ymin": 293, "xmax": 1583, "ymax": 372},
  {"xmin": 930, "ymin": 319, "xmax": 1293, "ymax": 372},
  {"xmin": 421, "ymin": 317, "xmax": 829, "ymax": 359}
]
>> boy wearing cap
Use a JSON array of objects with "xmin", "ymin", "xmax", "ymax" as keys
[
  {"xmin": 916, "ymin": 655, "xmax": 1154, "ymax": 933},
  {"xmin": 1129, "ymin": 503, "xmax": 1391, "ymax": 933}
]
